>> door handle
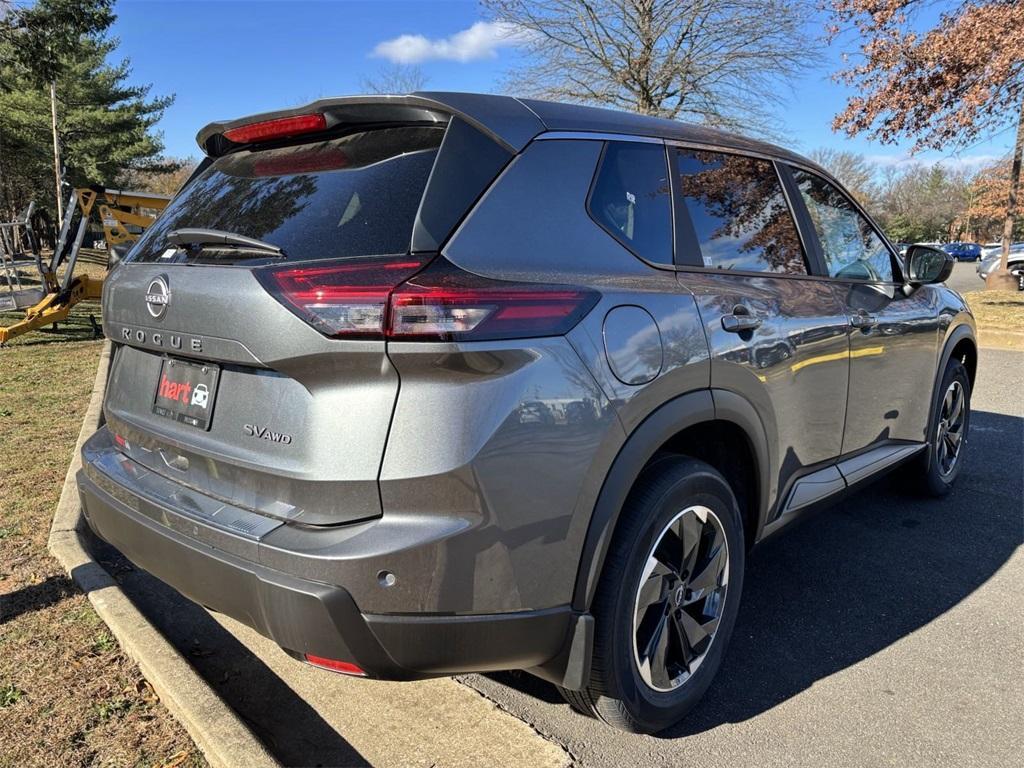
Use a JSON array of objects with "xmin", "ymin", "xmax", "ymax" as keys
[
  {"xmin": 722, "ymin": 312, "xmax": 762, "ymax": 333},
  {"xmin": 849, "ymin": 312, "xmax": 877, "ymax": 328}
]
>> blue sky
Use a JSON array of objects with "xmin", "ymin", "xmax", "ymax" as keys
[{"xmin": 109, "ymin": 0, "xmax": 1013, "ymax": 171}]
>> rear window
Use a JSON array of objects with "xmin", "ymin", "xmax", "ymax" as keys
[{"xmin": 129, "ymin": 125, "xmax": 444, "ymax": 263}]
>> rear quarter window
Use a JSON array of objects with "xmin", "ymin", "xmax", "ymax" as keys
[
  {"xmin": 588, "ymin": 141, "xmax": 673, "ymax": 265},
  {"xmin": 129, "ymin": 125, "xmax": 445, "ymax": 264}
]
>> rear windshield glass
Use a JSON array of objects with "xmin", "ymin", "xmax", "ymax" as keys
[{"xmin": 128, "ymin": 125, "xmax": 444, "ymax": 263}]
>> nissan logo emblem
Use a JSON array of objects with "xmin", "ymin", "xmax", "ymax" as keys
[{"xmin": 145, "ymin": 276, "xmax": 170, "ymax": 319}]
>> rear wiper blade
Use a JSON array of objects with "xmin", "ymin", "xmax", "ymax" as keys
[{"xmin": 166, "ymin": 228, "xmax": 286, "ymax": 257}]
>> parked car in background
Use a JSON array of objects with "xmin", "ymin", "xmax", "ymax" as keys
[
  {"xmin": 981, "ymin": 242, "xmax": 1003, "ymax": 259},
  {"xmin": 895, "ymin": 242, "xmax": 912, "ymax": 257},
  {"xmin": 76, "ymin": 92, "xmax": 976, "ymax": 734},
  {"xmin": 977, "ymin": 243, "xmax": 1024, "ymax": 287},
  {"xmin": 942, "ymin": 242, "xmax": 982, "ymax": 262}
]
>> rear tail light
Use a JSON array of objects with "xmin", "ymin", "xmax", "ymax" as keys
[
  {"xmin": 257, "ymin": 257, "xmax": 598, "ymax": 341},
  {"xmin": 388, "ymin": 261, "xmax": 599, "ymax": 341},
  {"xmin": 223, "ymin": 113, "xmax": 327, "ymax": 144},
  {"xmin": 256, "ymin": 256, "xmax": 429, "ymax": 338},
  {"xmin": 304, "ymin": 654, "xmax": 366, "ymax": 676}
]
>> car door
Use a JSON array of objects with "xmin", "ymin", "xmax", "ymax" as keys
[
  {"xmin": 671, "ymin": 148, "xmax": 852, "ymax": 510},
  {"xmin": 786, "ymin": 166, "xmax": 943, "ymax": 452}
]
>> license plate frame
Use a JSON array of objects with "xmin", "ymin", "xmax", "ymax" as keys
[{"xmin": 152, "ymin": 357, "xmax": 220, "ymax": 430}]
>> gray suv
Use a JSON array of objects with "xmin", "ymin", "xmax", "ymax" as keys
[{"xmin": 77, "ymin": 93, "xmax": 976, "ymax": 734}]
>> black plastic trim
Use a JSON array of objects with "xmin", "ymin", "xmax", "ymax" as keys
[
  {"xmin": 572, "ymin": 388, "xmax": 775, "ymax": 612},
  {"xmin": 776, "ymin": 161, "xmax": 829, "ymax": 278},
  {"xmin": 761, "ymin": 439, "xmax": 928, "ymax": 540},
  {"xmin": 411, "ymin": 117, "xmax": 514, "ymax": 253},
  {"xmin": 924, "ymin": 323, "xmax": 977, "ymax": 473},
  {"xmin": 710, "ymin": 389, "xmax": 772, "ymax": 532},
  {"xmin": 78, "ymin": 465, "xmax": 575, "ymax": 680},
  {"xmin": 572, "ymin": 390, "xmax": 715, "ymax": 610}
]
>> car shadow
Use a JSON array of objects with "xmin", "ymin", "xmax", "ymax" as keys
[
  {"xmin": 484, "ymin": 408, "xmax": 1023, "ymax": 737},
  {"xmin": 82, "ymin": 528, "xmax": 370, "ymax": 767},
  {"xmin": 0, "ymin": 575, "xmax": 76, "ymax": 623}
]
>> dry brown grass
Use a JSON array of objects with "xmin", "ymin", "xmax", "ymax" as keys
[
  {"xmin": 0, "ymin": 322, "xmax": 204, "ymax": 765},
  {"xmin": 963, "ymin": 290, "xmax": 1024, "ymax": 335}
]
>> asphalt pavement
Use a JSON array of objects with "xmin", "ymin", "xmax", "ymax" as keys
[
  {"xmin": 946, "ymin": 259, "xmax": 985, "ymax": 296},
  {"xmin": 464, "ymin": 347, "xmax": 1024, "ymax": 767},
  {"xmin": 87, "ymin": 347, "xmax": 1023, "ymax": 767}
]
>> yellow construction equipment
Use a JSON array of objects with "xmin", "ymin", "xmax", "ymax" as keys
[
  {"xmin": 89, "ymin": 186, "xmax": 172, "ymax": 247},
  {"xmin": 0, "ymin": 186, "xmax": 170, "ymax": 344}
]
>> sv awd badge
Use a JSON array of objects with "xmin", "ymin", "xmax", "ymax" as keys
[{"xmin": 244, "ymin": 423, "xmax": 293, "ymax": 445}]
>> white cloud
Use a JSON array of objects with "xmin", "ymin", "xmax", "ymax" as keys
[
  {"xmin": 372, "ymin": 21, "xmax": 529, "ymax": 64},
  {"xmin": 866, "ymin": 153, "xmax": 1002, "ymax": 171}
]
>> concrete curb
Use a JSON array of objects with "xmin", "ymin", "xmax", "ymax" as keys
[
  {"xmin": 976, "ymin": 326, "xmax": 1024, "ymax": 350},
  {"xmin": 47, "ymin": 341, "xmax": 278, "ymax": 768}
]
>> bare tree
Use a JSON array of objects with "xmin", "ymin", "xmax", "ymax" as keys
[
  {"xmin": 360, "ymin": 64, "xmax": 428, "ymax": 95},
  {"xmin": 809, "ymin": 148, "xmax": 878, "ymax": 210},
  {"xmin": 482, "ymin": 0, "xmax": 818, "ymax": 134},
  {"xmin": 871, "ymin": 163, "xmax": 971, "ymax": 243},
  {"xmin": 117, "ymin": 157, "xmax": 198, "ymax": 197}
]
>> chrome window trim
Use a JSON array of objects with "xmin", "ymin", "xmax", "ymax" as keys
[{"xmin": 535, "ymin": 131, "xmax": 664, "ymax": 144}]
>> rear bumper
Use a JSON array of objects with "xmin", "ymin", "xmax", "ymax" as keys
[{"xmin": 77, "ymin": 430, "xmax": 580, "ymax": 681}]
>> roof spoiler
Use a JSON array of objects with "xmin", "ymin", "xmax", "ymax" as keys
[{"xmin": 196, "ymin": 92, "xmax": 546, "ymax": 157}]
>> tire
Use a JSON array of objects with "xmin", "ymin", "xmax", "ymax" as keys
[
  {"xmin": 1014, "ymin": 267, "xmax": 1024, "ymax": 291},
  {"xmin": 559, "ymin": 456, "xmax": 745, "ymax": 733},
  {"xmin": 916, "ymin": 358, "xmax": 971, "ymax": 496}
]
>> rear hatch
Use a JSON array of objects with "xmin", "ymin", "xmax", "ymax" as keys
[{"xmin": 102, "ymin": 114, "xmax": 511, "ymax": 526}]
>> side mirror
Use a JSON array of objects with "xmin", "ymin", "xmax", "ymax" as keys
[
  {"xmin": 107, "ymin": 245, "xmax": 126, "ymax": 269},
  {"xmin": 904, "ymin": 245, "xmax": 953, "ymax": 286}
]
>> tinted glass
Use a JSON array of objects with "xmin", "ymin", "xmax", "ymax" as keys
[
  {"xmin": 675, "ymin": 150, "xmax": 806, "ymax": 274},
  {"xmin": 792, "ymin": 168, "xmax": 894, "ymax": 282},
  {"xmin": 589, "ymin": 142, "xmax": 673, "ymax": 264},
  {"xmin": 129, "ymin": 126, "xmax": 444, "ymax": 263}
]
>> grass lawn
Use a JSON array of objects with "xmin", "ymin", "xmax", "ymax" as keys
[
  {"xmin": 963, "ymin": 290, "xmax": 1024, "ymax": 335},
  {"xmin": 0, "ymin": 271, "xmax": 204, "ymax": 766}
]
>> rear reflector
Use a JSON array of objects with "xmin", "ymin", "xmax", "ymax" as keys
[
  {"xmin": 304, "ymin": 654, "xmax": 366, "ymax": 676},
  {"xmin": 113, "ymin": 433, "xmax": 127, "ymax": 448},
  {"xmin": 223, "ymin": 113, "xmax": 327, "ymax": 144},
  {"xmin": 257, "ymin": 257, "xmax": 598, "ymax": 341}
]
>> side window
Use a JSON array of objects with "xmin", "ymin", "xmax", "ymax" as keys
[
  {"xmin": 589, "ymin": 141, "xmax": 673, "ymax": 265},
  {"xmin": 791, "ymin": 168, "xmax": 894, "ymax": 282},
  {"xmin": 675, "ymin": 150, "xmax": 807, "ymax": 275}
]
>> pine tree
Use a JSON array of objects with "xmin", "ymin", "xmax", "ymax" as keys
[{"xmin": 0, "ymin": 0, "xmax": 174, "ymax": 218}]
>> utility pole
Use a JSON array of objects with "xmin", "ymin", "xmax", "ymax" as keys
[
  {"xmin": 50, "ymin": 81, "xmax": 63, "ymax": 227},
  {"xmin": 0, "ymin": 125, "xmax": 6, "ymax": 220}
]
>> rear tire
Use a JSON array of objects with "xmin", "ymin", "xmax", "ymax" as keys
[
  {"xmin": 916, "ymin": 359, "xmax": 971, "ymax": 497},
  {"xmin": 560, "ymin": 457, "xmax": 744, "ymax": 733}
]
